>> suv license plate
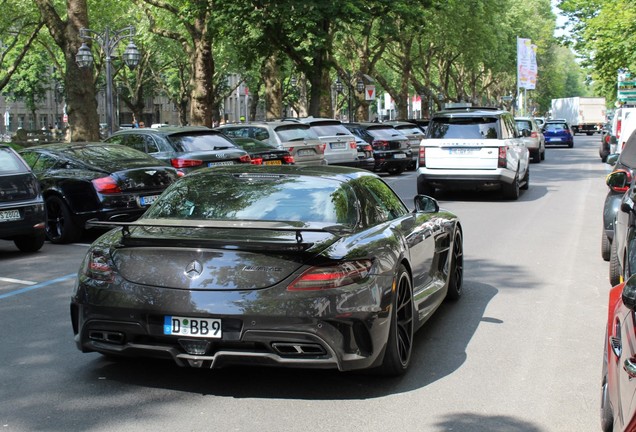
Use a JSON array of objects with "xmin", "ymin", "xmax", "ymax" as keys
[
  {"xmin": 0, "ymin": 209, "xmax": 21, "ymax": 221},
  {"xmin": 140, "ymin": 195, "xmax": 159, "ymax": 206},
  {"xmin": 297, "ymin": 149, "xmax": 315, "ymax": 157},
  {"xmin": 393, "ymin": 153, "xmax": 406, "ymax": 159},
  {"xmin": 209, "ymin": 161, "xmax": 235, "ymax": 167},
  {"xmin": 164, "ymin": 316, "xmax": 222, "ymax": 338}
]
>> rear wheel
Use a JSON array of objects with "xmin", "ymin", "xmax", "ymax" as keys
[
  {"xmin": 520, "ymin": 167, "xmax": 529, "ymax": 190},
  {"xmin": 45, "ymin": 195, "xmax": 82, "ymax": 244},
  {"xmin": 609, "ymin": 240, "xmax": 621, "ymax": 286},
  {"xmin": 387, "ymin": 166, "xmax": 405, "ymax": 175},
  {"xmin": 601, "ymin": 230, "xmax": 611, "ymax": 262},
  {"xmin": 502, "ymin": 175, "xmax": 520, "ymax": 200},
  {"xmin": 13, "ymin": 232, "xmax": 45, "ymax": 253},
  {"xmin": 601, "ymin": 329, "xmax": 613, "ymax": 432},
  {"xmin": 377, "ymin": 264, "xmax": 413, "ymax": 376}
]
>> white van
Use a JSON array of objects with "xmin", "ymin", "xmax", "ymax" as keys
[{"xmin": 610, "ymin": 107, "xmax": 636, "ymax": 154}]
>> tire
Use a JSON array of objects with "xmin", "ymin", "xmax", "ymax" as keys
[
  {"xmin": 601, "ymin": 230, "xmax": 611, "ymax": 262},
  {"xmin": 45, "ymin": 195, "xmax": 82, "ymax": 244},
  {"xmin": 387, "ymin": 166, "xmax": 405, "ymax": 175},
  {"xmin": 520, "ymin": 167, "xmax": 529, "ymax": 190},
  {"xmin": 609, "ymin": 239, "xmax": 622, "ymax": 286},
  {"xmin": 417, "ymin": 178, "xmax": 435, "ymax": 197},
  {"xmin": 541, "ymin": 149, "xmax": 545, "ymax": 161},
  {"xmin": 445, "ymin": 228, "xmax": 464, "ymax": 301},
  {"xmin": 13, "ymin": 232, "xmax": 45, "ymax": 253},
  {"xmin": 377, "ymin": 264, "xmax": 414, "ymax": 376},
  {"xmin": 502, "ymin": 175, "xmax": 520, "ymax": 200},
  {"xmin": 600, "ymin": 329, "xmax": 614, "ymax": 432},
  {"xmin": 533, "ymin": 150, "xmax": 541, "ymax": 163},
  {"xmin": 568, "ymin": 142, "xmax": 574, "ymax": 148}
]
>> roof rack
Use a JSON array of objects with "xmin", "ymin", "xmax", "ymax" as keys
[{"xmin": 441, "ymin": 106, "xmax": 499, "ymax": 111}]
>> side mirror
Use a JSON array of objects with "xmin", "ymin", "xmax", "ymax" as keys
[
  {"xmin": 414, "ymin": 195, "xmax": 439, "ymax": 213},
  {"xmin": 606, "ymin": 169, "xmax": 632, "ymax": 193},
  {"xmin": 623, "ymin": 275, "xmax": 636, "ymax": 310}
]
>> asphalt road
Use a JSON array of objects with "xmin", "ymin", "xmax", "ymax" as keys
[{"xmin": 0, "ymin": 134, "xmax": 610, "ymax": 432}]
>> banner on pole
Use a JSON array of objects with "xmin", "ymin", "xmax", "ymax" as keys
[{"xmin": 517, "ymin": 38, "xmax": 537, "ymax": 90}]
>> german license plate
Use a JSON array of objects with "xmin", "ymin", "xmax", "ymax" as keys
[
  {"xmin": 139, "ymin": 195, "xmax": 159, "ymax": 206},
  {"xmin": 0, "ymin": 209, "xmax": 20, "ymax": 222},
  {"xmin": 297, "ymin": 149, "xmax": 314, "ymax": 157},
  {"xmin": 164, "ymin": 316, "xmax": 222, "ymax": 338},
  {"xmin": 208, "ymin": 161, "xmax": 235, "ymax": 167},
  {"xmin": 393, "ymin": 153, "xmax": 406, "ymax": 159},
  {"xmin": 264, "ymin": 160, "xmax": 282, "ymax": 165},
  {"xmin": 330, "ymin": 142, "xmax": 346, "ymax": 149},
  {"xmin": 550, "ymin": 138, "xmax": 562, "ymax": 142}
]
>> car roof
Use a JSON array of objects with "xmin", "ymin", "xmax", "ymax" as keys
[
  {"xmin": 220, "ymin": 121, "xmax": 309, "ymax": 129},
  {"xmin": 111, "ymin": 126, "xmax": 214, "ymax": 136},
  {"xmin": 432, "ymin": 107, "xmax": 507, "ymax": 118},
  {"xmin": 191, "ymin": 163, "xmax": 379, "ymax": 181}
]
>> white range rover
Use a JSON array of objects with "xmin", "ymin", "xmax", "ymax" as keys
[{"xmin": 416, "ymin": 107, "xmax": 530, "ymax": 200}]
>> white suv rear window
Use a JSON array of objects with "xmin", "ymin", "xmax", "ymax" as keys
[{"xmin": 428, "ymin": 117, "xmax": 500, "ymax": 139}]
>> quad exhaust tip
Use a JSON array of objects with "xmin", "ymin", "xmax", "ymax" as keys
[
  {"xmin": 271, "ymin": 342, "xmax": 327, "ymax": 356},
  {"xmin": 89, "ymin": 330, "xmax": 125, "ymax": 344}
]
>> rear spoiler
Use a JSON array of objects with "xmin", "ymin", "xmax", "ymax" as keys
[{"xmin": 86, "ymin": 218, "xmax": 351, "ymax": 247}]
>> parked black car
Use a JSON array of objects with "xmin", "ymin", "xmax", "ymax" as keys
[
  {"xmin": 0, "ymin": 145, "xmax": 46, "ymax": 252},
  {"xmin": 602, "ymin": 129, "xmax": 636, "ymax": 269},
  {"xmin": 19, "ymin": 143, "xmax": 181, "ymax": 244},
  {"xmin": 71, "ymin": 165, "xmax": 463, "ymax": 376},
  {"xmin": 343, "ymin": 123, "xmax": 411, "ymax": 175},
  {"xmin": 229, "ymin": 137, "xmax": 295, "ymax": 165},
  {"xmin": 105, "ymin": 126, "xmax": 252, "ymax": 173}
]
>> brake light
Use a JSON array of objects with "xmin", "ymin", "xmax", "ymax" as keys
[
  {"xmin": 83, "ymin": 249, "xmax": 114, "ymax": 282},
  {"xmin": 498, "ymin": 147, "xmax": 507, "ymax": 168},
  {"xmin": 373, "ymin": 140, "xmax": 389, "ymax": 150},
  {"xmin": 283, "ymin": 155, "xmax": 295, "ymax": 164},
  {"xmin": 171, "ymin": 158, "xmax": 203, "ymax": 168},
  {"xmin": 419, "ymin": 146, "xmax": 426, "ymax": 167},
  {"xmin": 287, "ymin": 260, "xmax": 373, "ymax": 291},
  {"xmin": 349, "ymin": 141, "xmax": 357, "ymax": 149},
  {"xmin": 605, "ymin": 134, "xmax": 611, "ymax": 144},
  {"xmin": 319, "ymin": 143, "xmax": 326, "ymax": 154},
  {"xmin": 250, "ymin": 157, "xmax": 263, "ymax": 165},
  {"xmin": 618, "ymin": 119, "xmax": 622, "ymax": 139},
  {"xmin": 92, "ymin": 176, "xmax": 121, "ymax": 194},
  {"xmin": 530, "ymin": 131, "xmax": 538, "ymax": 138},
  {"xmin": 239, "ymin": 154, "xmax": 252, "ymax": 163},
  {"xmin": 364, "ymin": 144, "xmax": 372, "ymax": 152}
]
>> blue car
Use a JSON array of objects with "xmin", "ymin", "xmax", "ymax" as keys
[{"xmin": 542, "ymin": 120, "xmax": 574, "ymax": 148}]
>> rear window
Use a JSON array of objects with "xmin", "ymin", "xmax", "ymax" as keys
[
  {"xmin": 167, "ymin": 132, "xmax": 237, "ymax": 151},
  {"xmin": 515, "ymin": 120, "xmax": 532, "ymax": 132},
  {"xmin": 309, "ymin": 123, "xmax": 352, "ymax": 137},
  {"xmin": 145, "ymin": 173, "xmax": 358, "ymax": 225},
  {"xmin": 544, "ymin": 122, "xmax": 567, "ymax": 131},
  {"xmin": 366, "ymin": 127, "xmax": 404, "ymax": 140},
  {"xmin": 394, "ymin": 125, "xmax": 424, "ymax": 135},
  {"xmin": 0, "ymin": 147, "xmax": 29, "ymax": 173},
  {"xmin": 274, "ymin": 125, "xmax": 319, "ymax": 141},
  {"xmin": 427, "ymin": 117, "xmax": 500, "ymax": 139}
]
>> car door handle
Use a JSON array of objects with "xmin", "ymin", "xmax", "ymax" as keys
[{"xmin": 624, "ymin": 357, "xmax": 636, "ymax": 378}]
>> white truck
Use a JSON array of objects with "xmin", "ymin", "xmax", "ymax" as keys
[{"xmin": 550, "ymin": 97, "xmax": 606, "ymax": 135}]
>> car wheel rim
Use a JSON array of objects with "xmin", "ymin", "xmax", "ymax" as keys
[
  {"xmin": 395, "ymin": 273, "xmax": 413, "ymax": 366},
  {"xmin": 453, "ymin": 231, "xmax": 464, "ymax": 294},
  {"xmin": 46, "ymin": 200, "xmax": 63, "ymax": 240}
]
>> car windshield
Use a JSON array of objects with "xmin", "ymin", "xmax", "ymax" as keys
[
  {"xmin": 275, "ymin": 125, "xmax": 319, "ymax": 141},
  {"xmin": 0, "ymin": 148, "xmax": 28, "ymax": 173},
  {"xmin": 544, "ymin": 123, "xmax": 567, "ymax": 131},
  {"xmin": 167, "ymin": 133, "xmax": 236, "ymax": 151},
  {"xmin": 145, "ymin": 173, "xmax": 358, "ymax": 225},
  {"xmin": 427, "ymin": 117, "xmax": 500, "ymax": 139},
  {"xmin": 309, "ymin": 123, "xmax": 352, "ymax": 137}
]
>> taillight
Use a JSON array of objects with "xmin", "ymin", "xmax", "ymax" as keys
[
  {"xmin": 171, "ymin": 158, "xmax": 203, "ymax": 168},
  {"xmin": 373, "ymin": 140, "xmax": 389, "ymax": 150},
  {"xmin": 605, "ymin": 134, "xmax": 611, "ymax": 144},
  {"xmin": 530, "ymin": 131, "xmax": 538, "ymax": 138},
  {"xmin": 349, "ymin": 141, "xmax": 357, "ymax": 149},
  {"xmin": 498, "ymin": 146, "xmax": 507, "ymax": 168},
  {"xmin": 617, "ymin": 119, "xmax": 622, "ymax": 139},
  {"xmin": 250, "ymin": 157, "xmax": 263, "ymax": 165},
  {"xmin": 364, "ymin": 144, "xmax": 373, "ymax": 153},
  {"xmin": 283, "ymin": 155, "xmax": 295, "ymax": 164},
  {"xmin": 287, "ymin": 260, "xmax": 373, "ymax": 291},
  {"xmin": 83, "ymin": 249, "xmax": 114, "ymax": 282},
  {"xmin": 319, "ymin": 143, "xmax": 326, "ymax": 154},
  {"xmin": 177, "ymin": 171, "xmax": 185, "ymax": 177},
  {"xmin": 92, "ymin": 176, "xmax": 121, "ymax": 194},
  {"xmin": 419, "ymin": 146, "xmax": 426, "ymax": 167},
  {"xmin": 239, "ymin": 154, "xmax": 252, "ymax": 163}
]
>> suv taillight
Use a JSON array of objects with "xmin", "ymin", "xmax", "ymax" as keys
[
  {"xmin": 617, "ymin": 119, "xmax": 622, "ymax": 139},
  {"xmin": 498, "ymin": 147, "xmax": 507, "ymax": 168},
  {"xmin": 373, "ymin": 140, "xmax": 389, "ymax": 150},
  {"xmin": 419, "ymin": 146, "xmax": 426, "ymax": 167}
]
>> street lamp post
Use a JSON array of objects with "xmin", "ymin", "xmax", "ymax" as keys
[{"xmin": 75, "ymin": 26, "xmax": 141, "ymax": 137}]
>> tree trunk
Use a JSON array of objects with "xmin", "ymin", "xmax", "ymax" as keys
[
  {"xmin": 35, "ymin": 0, "xmax": 100, "ymax": 142},
  {"xmin": 189, "ymin": 17, "xmax": 214, "ymax": 127},
  {"xmin": 262, "ymin": 55, "xmax": 281, "ymax": 121}
]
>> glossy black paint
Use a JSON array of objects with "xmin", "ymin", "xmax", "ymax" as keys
[
  {"xmin": 19, "ymin": 142, "xmax": 181, "ymax": 243},
  {"xmin": 71, "ymin": 165, "xmax": 462, "ymax": 373},
  {"xmin": 343, "ymin": 123, "xmax": 411, "ymax": 175},
  {"xmin": 0, "ymin": 145, "xmax": 45, "ymax": 251}
]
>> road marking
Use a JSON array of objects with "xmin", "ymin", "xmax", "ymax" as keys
[
  {"xmin": 0, "ymin": 273, "xmax": 76, "ymax": 300},
  {"xmin": 0, "ymin": 277, "xmax": 37, "ymax": 285}
]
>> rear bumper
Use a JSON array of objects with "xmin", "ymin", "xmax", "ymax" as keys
[
  {"xmin": 417, "ymin": 167, "xmax": 517, "ymax": 190},
  {"xmin": 0, "ymin": 201, "xmax": 45, "ymax": 240}
]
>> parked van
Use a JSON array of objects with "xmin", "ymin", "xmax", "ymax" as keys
[{"xmin": 610, "ymin": 107, "xmax": 636, "ymax": 154}]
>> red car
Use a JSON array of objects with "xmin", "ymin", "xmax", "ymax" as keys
[{"xmin": 602, "ymin": 277, "xmax": 636, "ymax": 431}]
